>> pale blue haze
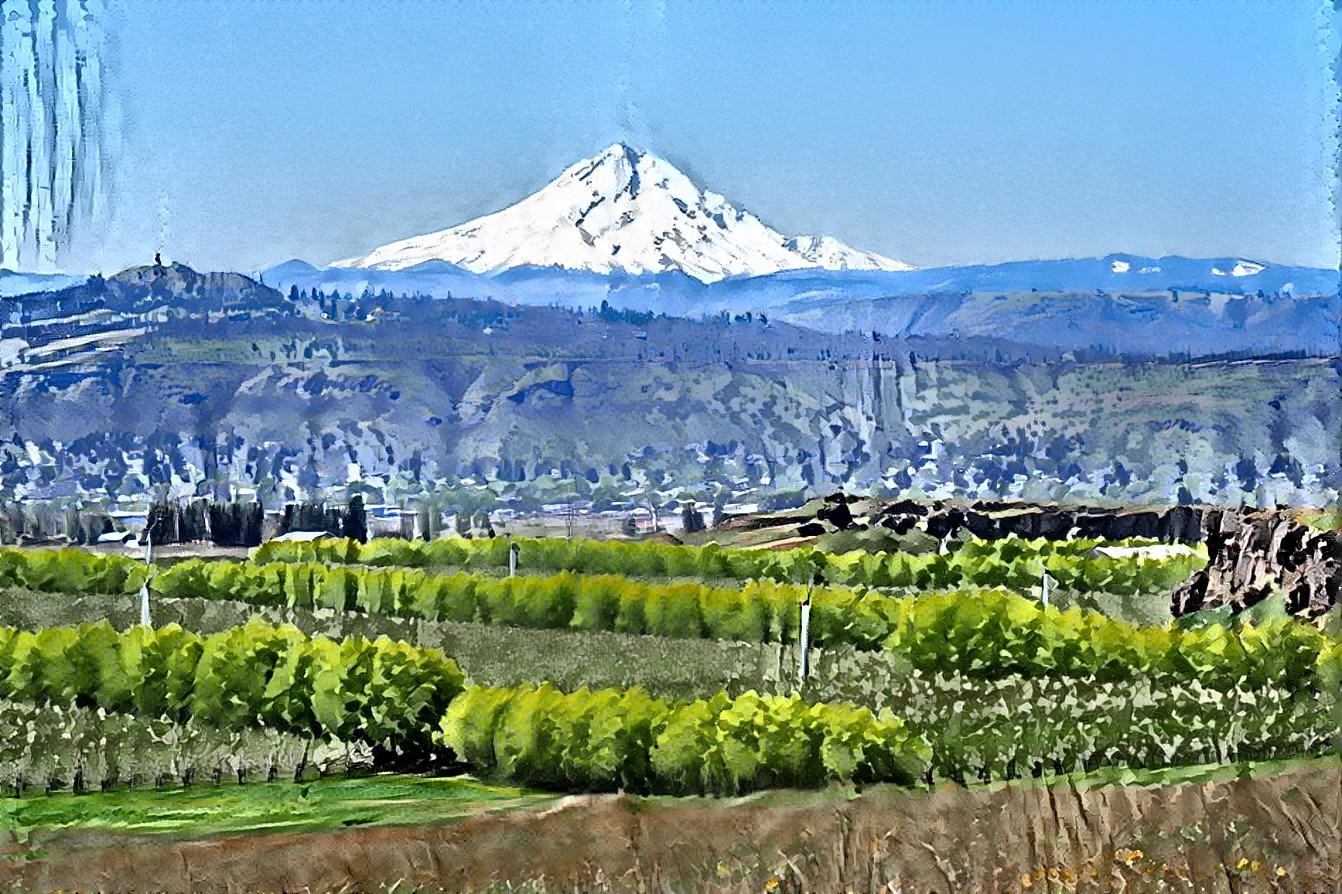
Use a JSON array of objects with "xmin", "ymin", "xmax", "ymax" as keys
[{"xmin": 72, "ymin": 0, "xmax": 1340, "ymax": 274}]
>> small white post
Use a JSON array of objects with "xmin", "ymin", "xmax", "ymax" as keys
[
  {"xmin": 798, "ymin": 579, "xmax": 813, "ymax": 685},
  {"xmin": 139, "ymin": 576, "xmax": 152, "ymax": 626},
  {"xmin": 509, "ymin": 542, "xmax": 519, "ymax": 578},
  {"xmin": 1041, "ymin": 569, "xmax": 1055, "ymax": 608},
  {"xmin": 140, "ymin": 528, "xmax": 155, "ymax": 626}
]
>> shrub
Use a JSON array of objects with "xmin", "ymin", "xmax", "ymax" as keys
[
  {"xmin": 252, "ymin": 535, "xmax": 1205, "ymax": 596},
  {"xmin": 0, "ymin": 619, "xmax": 463, "ymax": 750},
  {"xmin": 439, "ymin": 684, "xmax": 930, "ymax": 795},
  {"xmin": 3, "ymin": 548, "xmax": 1329, "ymax": 692}
]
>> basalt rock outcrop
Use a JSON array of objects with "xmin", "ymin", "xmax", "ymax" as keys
[
  {"xmin": 1170, "ymin": 509, "xmax": 1340, "ymax": 621},
  {"xmin": 868, "ymin": 499, "xmax": 1207, "ymax": 544},
  {"xmin": 724, "ymin": 495, "xmax": 1213, "ymax": 545},
  {"xmin": 725, "ymin": 495, "xmax": 1340, "ymax": 621}
]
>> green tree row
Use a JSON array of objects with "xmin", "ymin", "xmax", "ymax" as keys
[
  {"xmin": 0, "ymin": 619, "xmax": 464, "ymax": 750},
  {"xmin": 251, "ymin": 535, "xmax": 1204, "ymax": 595},
  {"xmin": 0, "ymin": 547, "xmax": 1328, "ymax": 691},
  {"xmin": 439, "ymin": 685, "xmax": 930, "ymax": 795},
  {"xmin": 439, "ymin": 673, "xmax": 1335, "ymax": 795},
  {"xmin": 0, "ymin": 700, "xmax": 363, "ymax": 795},
  {"xmin": 152, "ymin": 558, "xmax": 1333, "ymax": 691},
  {"xmin": 880, "ymin": 589, "xmax": 1331, "ymax": 689},
  {"xmin": 0, "ymin": 547, "xmax": 146, "ymax": 595},
  {"xmin": 881, "ymin": 670, "xmax": 1335, "ymax": 784}
]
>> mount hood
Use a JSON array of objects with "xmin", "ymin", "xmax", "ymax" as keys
[{"xmin": 332, "ymin": 143, "xmax": 912, "ymax": 283}]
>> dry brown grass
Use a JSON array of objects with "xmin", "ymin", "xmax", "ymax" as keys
[{"xmin": 2, "ymin": 760, "xmax": 1336, "ymax": 893}]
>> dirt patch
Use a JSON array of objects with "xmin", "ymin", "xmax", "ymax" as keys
[{"xmin": 2, "ymin": 762, "xmax": 1336, "ymax": 893}]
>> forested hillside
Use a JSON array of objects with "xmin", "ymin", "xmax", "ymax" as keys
[{"xmin": 2, "ymin": 269, "xmax": 1337, "ymax": 509}]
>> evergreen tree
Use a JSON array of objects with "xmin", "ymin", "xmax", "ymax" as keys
[{"xmin": 681, "ymin": 501, "xmax": 705, "ymax": 534}]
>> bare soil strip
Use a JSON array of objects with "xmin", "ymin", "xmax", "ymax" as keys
[{"xmin": 2, "ymin": 760, "xmax": 1336, "ymax": 893}]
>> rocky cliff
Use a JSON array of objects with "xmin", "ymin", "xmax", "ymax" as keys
[
  {"xmin": 1171, "ymin": 509, "xmax": 1341, "ymax": 621},
  {"xmin": 867, "ymin": 499, "xmax": 1208, "ymax": 544},
  {"xmin": 724, "ymin": 495, "xmax": 1211, "ymax": 544}
]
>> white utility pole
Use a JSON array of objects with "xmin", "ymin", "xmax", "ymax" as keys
[
  {"xmin": 140, "ymin": 528, "xmax": 154, "ymax": 626},
  {"xmin": 139, "ymin": 572, "xmax": 154, "ymax": 626},
  {"xmin": 798, "ymin": 578, "xmax": 814, "ymax": 685}
]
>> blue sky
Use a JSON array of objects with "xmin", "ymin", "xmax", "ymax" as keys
[{"xmin": 75, "ymin": 0, "xmax": 1339, "ymax": 273}]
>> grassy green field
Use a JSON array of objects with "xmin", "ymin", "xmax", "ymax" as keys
[{"xmin": 1, "ymin": 773, "xmax": 550, "ymax": 849}]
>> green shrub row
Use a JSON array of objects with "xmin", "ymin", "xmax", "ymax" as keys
[
  {"xmin": 883, "ymin": 670, "xmax": 1335, "ymax": 784},
  {"xmin": 439, "ymin": 684, "xmax": 930, "ymax": 795},
  {"xmin": 0, "ymin": 619, "xmax": 464, "ymax": 749},
  {"xmin": 153, "ymin": 559, "xmax": 1333, "ymax": 690},
  {"xmin": 251, "ymin": 535, "xmax": 1204, "ymax": 595},
  {"xmin": 156, "ymin": 560, "xmax": 814, "ymax": 642},
  {"xmin": 0, "ymin": 547, "xmax": 146, "ymax": 595},
  {"xmin": 1320, "ymin": 635, "xmax": 1342, "ymax": 691},
  {"xmin": 0, "ymin": 547, "xmax": 1326, "ymax": 691},
  {"xmin": 0, "ymin": 700, "xmax": 366, "ymax": 795},
  {"xmin": 881, "ymin": 589, "xmax": 1332, "ymax": 689},
  {"xmin": 438, "ymin": 671, "xmax": 1334, "ymax": 794}
]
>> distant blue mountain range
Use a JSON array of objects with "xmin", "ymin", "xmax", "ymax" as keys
[
  {"xmin": 0, "ymin": 269, "xmax": 85, "ymax": 297},
  {"xmin": 253, "ymin": 254, "xmax": 1339, "ymax": 357},
  {"xmin": 4, "ymin": 254, "xmax": 1334, "ymax": 358},
  {"xmin": 704, "ymin": 254, "xmax": 1338, "ymax": 309},
  {"xmin": 261, "ymin": 254, "xmax": 1337, "ymax": 310}
]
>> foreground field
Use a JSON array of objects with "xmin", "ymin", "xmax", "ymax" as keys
[
  {"xmin": 0, "ymin": 533, "xmax": 1335, "ymax": 892},
  {"xmin": 1, "ymin": 758, "xmax": 1335, "ymax": 893},
  {"xmin": 1, "ymin": 585, "xmax": 1333, "ymax": 791}
]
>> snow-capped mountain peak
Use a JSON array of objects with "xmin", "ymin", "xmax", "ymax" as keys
[
  {"xmin": 783, "ymin": 234, "xmax": 911, "ymax": 273},
  {"xmin": 332, "ymin": 143, "xmax": 911, "ymax": 282}
]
